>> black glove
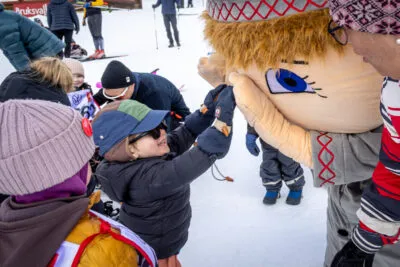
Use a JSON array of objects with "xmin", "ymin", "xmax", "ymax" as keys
[
  {"xmin": 152, "ymin": 4, "xmax": 156, "ymax": 8},
  {"xmin": 331, "ymin": 240, "xmax": 374, "ymax": 267}
]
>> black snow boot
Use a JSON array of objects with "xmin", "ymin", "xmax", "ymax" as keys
[{"xmin": 168, "ymin": 43, "xmax": 174, "ymax": 48}]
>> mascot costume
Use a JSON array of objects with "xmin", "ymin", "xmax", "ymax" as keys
[{"xmin": 198, "ymin": 0, "xmax": 400, "ymax": 266}]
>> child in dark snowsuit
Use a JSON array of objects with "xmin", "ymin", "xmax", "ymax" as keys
[
  {"xmin": 246, "ymin": 125, "xmax": 305, "ymax": 205},
  {"xmin": 93, "ymin": 85, "xmax": 235, "ymax": 267}
]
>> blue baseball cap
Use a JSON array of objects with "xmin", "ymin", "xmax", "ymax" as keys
[{"xmin": 92, "ymin": 100, "xmax": 169, "ymax": 156}]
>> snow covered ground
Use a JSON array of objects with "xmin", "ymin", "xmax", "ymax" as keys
[{"xmin": 0, "ymin": 1, "xmax": 328, "ymax": 266}]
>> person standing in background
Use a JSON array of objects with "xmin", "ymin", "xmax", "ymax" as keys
[
  {"xmin": 47, "ymin": 0, "xmax": 79, "ymax": 58},
  {"xmin": 83, "ymin": 0, "xmax": 106, "ymax": 59},
  {"xmin": 152, "ymin": 0, "xmax": 181, "ymax": 48}
]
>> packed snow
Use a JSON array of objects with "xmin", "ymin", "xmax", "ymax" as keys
[{"xmin": 0, "ymin": 1, "xmax": 328, "ymax": 266}]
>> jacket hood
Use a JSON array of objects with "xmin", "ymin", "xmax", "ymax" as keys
[
  {"xmin": 0, "ymin": 71, "xmax": 71, "ymax": 106},
  {"xmin": 0, "ymin": 196, "xmax": 88, "ymax": 267},
  {"xmin": 51, "ymin": 0, "xmax": 67, "ymax": 5}
]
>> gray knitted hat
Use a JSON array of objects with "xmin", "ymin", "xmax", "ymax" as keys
[{"xmin": 0, "ymin": 99, "xmax": 95, "ymax": 195}]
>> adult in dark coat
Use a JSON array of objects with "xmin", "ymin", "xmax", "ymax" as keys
[
  {"xmin": 0, "ymin": 3, "xmax": 64, "ymax": 71},
  {"xmin": 93, "ymin": 86, "xmax": 235, "ymax": 263},
  {"xmin": 47, "ymin": 0, "xmax": 80, "ymax": 58},
  {"xmin": 152, "ymin": 0, "xmax": 181, "ymax": 47},
  {"xmin": 94, "ymin": 60, "xmax": 191, "ymax": 131}
]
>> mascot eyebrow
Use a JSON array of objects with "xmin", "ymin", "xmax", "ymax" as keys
[{"xmin": 282, "ymin": 60, "xmax": 309, "ymax": 65}]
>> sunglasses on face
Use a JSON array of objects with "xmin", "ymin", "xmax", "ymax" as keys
[
  {"xmin": 102, "ymin": 87, "xmax": 129, "ymax": 100},
  {"xmin": 129, "ymin": 121, "xmax": 168, "ymax": 144}
]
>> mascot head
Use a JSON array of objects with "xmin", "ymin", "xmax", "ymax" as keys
[{"xmin": 201, "ymin": 0, "xmax": 383, "ymax": 134}]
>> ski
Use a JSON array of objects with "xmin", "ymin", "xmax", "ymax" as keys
[
  {"xmin": 178, "ymin": 13, "xmax": 199, "ymax": 16},
  {"xmin": 178, "ymin": 84, "xmax": 186, "ymax": 92},
  {"xmin": 73, "ymin": 2, "xmax": 125, "ymax": 11},
  {"xmin": 79, "ymin": 55, "xmax": 128, "ymax": 62}
]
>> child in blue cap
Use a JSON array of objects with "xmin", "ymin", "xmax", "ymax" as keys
[{"xmin": 92, "ymin": 84, "xmax": 235, "ymax": 267}]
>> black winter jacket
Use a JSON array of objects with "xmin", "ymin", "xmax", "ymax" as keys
[
  {"xmin": 94, "ymin": 72, "xmax": 190, "ymax": 131},
  {"xmin": 95, "ymin": 125, "xmax": 215, "ymax": 259},
  {"xmin": 47, "ymin": 0, "xmax": 80, "ymax": 31},
  {"xmin": 94, "ymin": 72, "xmax": 190, "ymax": 115},
  {"xmin": 0, "ymin": 70, "xmax": 71, "ymax": 106}
]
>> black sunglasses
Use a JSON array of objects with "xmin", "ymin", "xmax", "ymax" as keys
[{"xmin": 129, "ymin": 121, "xmax": 167, "ymax": 144}]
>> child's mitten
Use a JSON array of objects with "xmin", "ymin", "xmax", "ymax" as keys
[
  {"xmin": 245, "ymin": 133, "xmax": 260, "ymax": 156},
  {"xmin": 185, "ymin": 84, "xmax": 228, "ymax": 136},
  {"xmin": 197, "ymin": 86, "xmax": 236, "ymax": 159}
]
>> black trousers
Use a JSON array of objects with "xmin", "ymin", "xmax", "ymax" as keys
[
  {"xmin": 52, "ymin": 29, "xmax": 73, "ymax": 58},
  {"xmin": 163, "ymin": 14, "xmax": 180, "ymax": 45}
]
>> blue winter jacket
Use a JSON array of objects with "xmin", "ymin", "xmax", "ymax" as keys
[
  {"xmin": 0, "ymin": 4, "xmax": 64, "ymax": 71},
  {"xmin": 47, "ymin": 0, "xmax": 80, "ymax": 31},
  {"xmin": 153, "ymin": 0, "xmax": 180, "ymax": 15}
]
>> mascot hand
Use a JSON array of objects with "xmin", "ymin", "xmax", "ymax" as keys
[
  {"xmin": 198, "ymin": 53, "xmax": 226, "ymax": 88},
  {"xmin": 229, "ymin": 72, "xmax": 313, "ymax": 168}
]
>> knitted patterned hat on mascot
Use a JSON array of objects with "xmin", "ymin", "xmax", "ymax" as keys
[
  {"xmin": 203, "ymin": 0, "xmax": 342, "ymax": 68},
  {"xmin": 201, "ymin": 0, "xmax": 383, "ymax": 168}
]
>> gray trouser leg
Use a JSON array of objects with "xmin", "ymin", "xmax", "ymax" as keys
[
  {"xmin": 260, "ymin": 140, "xmax": 304, "ymax": 191},
  {"xmin": 276, "ymin": 147, "xmax": 305, "ymax": 191},
  {"xmin": 260, "ymin": 141, "xmax": 282, "ymax": 191},
  {"xmin": 88, "ymin": 14, "xmax": 103, "ymax": 50},
  {"xmin": 324, "ymin": 181, "xmax": 400, "ymax": 267},
  {"xmin": 170, "ymin": 15, "xmax": 180, "ymax": 44},
  {"xmin": 163, "ymin": 14, "xmax": 174, "ymax": 44}
]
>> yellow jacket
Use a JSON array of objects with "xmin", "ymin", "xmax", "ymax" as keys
[
  {"xmin": 63, "ymin": 193, "xmax": 141, "ymax": 266},
  {"xmin": 83, "ymin": 0, "xmax": 104, "ymax": 19}
]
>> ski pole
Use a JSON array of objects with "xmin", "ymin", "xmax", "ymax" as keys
[{"xmin": 153, "ymin": 8, "xmax": 159, "ymax": 50}]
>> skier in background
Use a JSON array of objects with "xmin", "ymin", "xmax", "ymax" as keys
[
  {"xmin": 83, "ymin": 0, "xmax": 106, "ymax": 59},
  {"xmin": 152, "ymin": 0, "xmax": 181, "ymax": 48}
]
